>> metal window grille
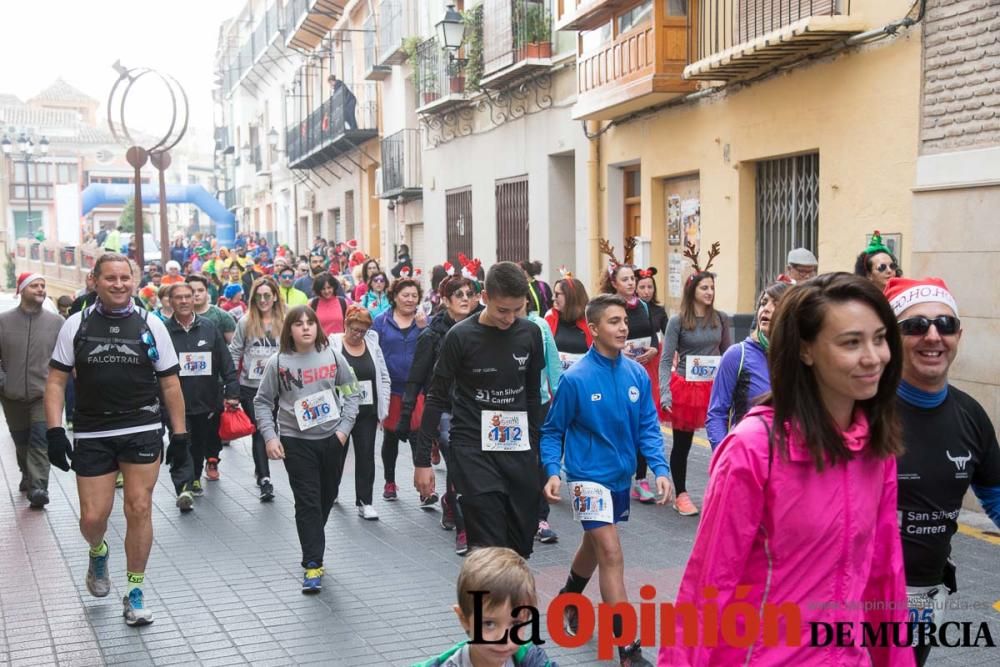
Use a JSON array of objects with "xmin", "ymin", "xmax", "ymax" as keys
[
  {"xmin": 495, "ymin": 176, "xmax": 529, "ymax": 263},
  {"xmin": 344, "ymin": 190, "xmax": 355, "ymax": 242},
  {"xmin": 446, "ymin": 187, "xmax": 474, "ymax": 268},
  {"xmin": 755, "ymin": 153, "xmax": 819, "ymax": 294}
]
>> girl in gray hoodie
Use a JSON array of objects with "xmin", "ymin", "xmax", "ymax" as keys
[{"xmin": 254, "ymin": 305, "xmax": 360, "ymax": 594}]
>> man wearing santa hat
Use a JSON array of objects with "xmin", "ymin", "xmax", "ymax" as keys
[
  {"xmin": 0, "ymin": 273, "xmax": 65, "ymax": 507},
  {"xmin": 885, "ymin": 276, "xmax": 1000, "ymax": 666}
]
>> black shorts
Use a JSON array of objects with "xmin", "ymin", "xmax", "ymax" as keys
[
  {"xmin": 72, "ymin": 429, "xmax": 164, "ymax": 477},
  {"xmin": 449, "ymin": 443, "xmax": 540, "ymax": 558}
]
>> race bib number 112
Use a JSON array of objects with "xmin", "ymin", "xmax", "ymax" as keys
[{"xmin": 481, "ymin": 411, "xmax": 531, "ymax": 452}]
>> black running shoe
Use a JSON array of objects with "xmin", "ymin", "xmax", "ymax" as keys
[{"xmin": 259, "ymin": 478, "xmax": 274, "ymax": 502}]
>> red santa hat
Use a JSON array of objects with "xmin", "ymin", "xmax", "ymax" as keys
[
  {"xmin": 16, "ymin": 272, "xmax": 43, "ymax": 295},
  {"xmin": 442, "ymin": 261, "xmax": 455, "ymax": 277},
  {"xmin": 400, "ymin": 267, "xmax": 412, "ymax": 278},
  {"xmin": 884, "ymin": 277, "xmax": 959, "ymax": 318}
]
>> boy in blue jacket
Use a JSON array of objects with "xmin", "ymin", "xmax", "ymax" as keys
[{"xmin": 540, "ymin": 294, "xmax": 672, "ymax": 667}]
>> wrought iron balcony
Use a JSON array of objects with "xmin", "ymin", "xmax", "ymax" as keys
[
  {"xmin": 223, "ymin": 188, "xmax": 237, "ymax": 210},
  {"xmin": 285, "ymin": 0, "xmax": 346, "ymax": 52},
  {"xmin": 380, "ymin": 129, "xmax": 422, "ymax": 201},
  {"xmin": 285, "ymin": 82, "xmax": 379, "ymax": 169},
  {"xmin": 686, "ymin": 0, "xmax": 864, "ymax": 81},
  {"xmin": 414, "ymin": 38, "xmax": 470, "ymax": 115},
  {"xmin": 481, "ymin": 0, "xmax": 555, "ymax": 89},
  {"xmin": 377, "ymin": 0, "xmax": 411, "ymax": 66},
  {"xmin": 222, "ymin": 1, "xmax": 283, "ymax": 95},
  {"xmin": 364, "ymin": 13, "xmax": 391, "ymax": 81},
  {"xmin": 556, "ymin": 0, "xmax": 636, "ymax": 32}
]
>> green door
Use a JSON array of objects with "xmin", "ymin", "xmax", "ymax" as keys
[{"xmin": 14, "ymin": 211, "xmax": 42, "ymax": 239}]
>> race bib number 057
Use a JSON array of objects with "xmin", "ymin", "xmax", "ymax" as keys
[{"xmin": 481, "ymin": 411, "xmax": 531, "ymax": 452}]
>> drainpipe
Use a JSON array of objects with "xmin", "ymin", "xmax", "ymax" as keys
[
  {"xmin": 586, "ymin": 120, "xmax": 602, "ymax": 294},
  {"xmin": 846, "ymin": 0, "xmax": 927, "ymax": 46}
]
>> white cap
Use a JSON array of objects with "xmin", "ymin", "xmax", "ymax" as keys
[{"xmin": 787, "ymin": 248, "xmax": 818, "ymax": 266}]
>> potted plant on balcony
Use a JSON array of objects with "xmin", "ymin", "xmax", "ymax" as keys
[
  {"xmin": 404, "ymin": 36, "xmax": 440, "ymax": 106},
  {"xmin": 448, "ymin": 59, "xmax": 465, "ymax": 95},
  {"xmin": 522, "ymin": 1, "xmax": 552, "ymax": 60}
]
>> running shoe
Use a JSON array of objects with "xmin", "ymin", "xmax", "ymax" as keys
[
  {"xmin": 536, "ymin": 521, "xmax": 558, "ymax": 544},
  {"xmin": 357, "ymin": 504, "xmax": 379, "ymax": 521},
  {"xmin": 455, "ymin": 530, "xmax": 469, "ymax": 556},
  {"xmin": 382, "ymin": 482, "xmax": 398, "ymax": 501},
  {"xmin": 28, "ymin": 489, "xmax": 50, "ymax": 508},
  {"xmin": 86, "ymin": 544, "xmax": 111, "ymax": 598},
  {"xmin": 431, "ymin": 441, "xmax": 441, "ymax": 466},
  {"xmin": 673, "ymin": 492, "xmax": 699, "ymax": 516},
  {"xmin": 419, "ymin": 493, "xmax": 438, "ymax": 510},
  {"xmin": 302, "ymin": 563, "xmax": 323, "ymax": 594},
  {"xmin": 122, "ymin": 588, "xmax": 154, "ymax": 626},
  {"xmin": 205, "ymin": 458, "xmax": 220, "ymax": 481},
  {"xmin": 176, "ymin": 488, "xmax": 194, "ymax": 513},
  {"xmin": 259, "ymin": 478, "xmax": 275, "ymax": 502},
  {"xmin": 191, "ymin": 480, "xmax": 204, "ymax": 497},
  {"xmin": 115, "ymin": 472, "xmax": 124, "ymax": 489},
  {"xmin": 636, "ymin": 480, "xmax": 656, "ymax": 505},
  {"xmin": 558, "ymin": 589, "xmax": 579, "ymax": 637},
  {"xmin": 440, "ymin": 495, "xmax": 456, "ymax": 531},
  {"xmin": 619, "ymin": 641, "xmax": 652, "ymax": 666}
]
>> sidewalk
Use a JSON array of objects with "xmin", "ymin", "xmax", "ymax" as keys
[{"xmin": 1, "ymin": 415, "xmax": 998, "ymax": 665}]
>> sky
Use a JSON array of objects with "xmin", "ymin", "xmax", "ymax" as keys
[{"xmin": 1, "ymin": 0, "xmax": 245, "ymax": 155}]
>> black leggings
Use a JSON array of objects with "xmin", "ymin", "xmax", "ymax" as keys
[
  {"xmin": 670, "ymin": 430, "xmax": 695, "ymax": 494},
  {"xmin": 635, "ymin": 453, "xmax": 648, "ymax": 480},
  {"xmin": 381, "ymin": 431, "xmax": 402, "ymax": 484},
  {"xmin": 337, "ymin": 413, "xmax": 379, "ymax": 506},
  {"xmin": 240, "ymin": 384, "xmax": 270, "ymax": 482}
]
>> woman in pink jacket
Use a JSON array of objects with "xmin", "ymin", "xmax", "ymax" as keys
[{"xmin": 659, "ymin": 273, "xmax": 914, "ymax": 667}]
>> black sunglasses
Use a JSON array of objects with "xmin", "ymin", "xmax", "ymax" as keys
[
  {"xmin": 876, "ymin": 262, "xmax": 898, "ymax": 273},
  {"xmin": 898, "ymin": 315, "xmax": 960, "ymax": 336}
]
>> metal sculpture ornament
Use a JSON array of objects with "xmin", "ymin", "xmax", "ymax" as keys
[{"xmin": 106, "ymin": 61, "xmax": 189, "ymax": 262}]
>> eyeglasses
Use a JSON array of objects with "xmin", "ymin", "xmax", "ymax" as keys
[
  {"xmin": 898, "ymin": 315, "xmax": 960, "ymax": 336},
  {"xmin": 876, "ymin": 262, "xmax": 898, "ymax": 273},
  {"xmin": 347, "ymin": 327, "xmax": 368, "ymax": 336},
  {"xmin": 256, "ymin": 293, "xmax": 275, "ymax": 301},
  {"xmin": 452, "ymin": 290, "xmax": 473, "ymax": 299},
  {"xmin": 279, "ymin": 274, "xmax": 294, "ymax": 280},
  {"xmin": 373, "ymin": 277, "xmax": 386, "ymax": 283}
]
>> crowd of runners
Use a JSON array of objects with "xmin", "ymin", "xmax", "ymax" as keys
[{"xmin": 1, "ymin": 228, "xmax": 997, "ymax": 666}]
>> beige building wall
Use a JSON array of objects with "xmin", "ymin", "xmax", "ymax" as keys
[
  {"xmin": 592, "ymin": 0, "xmax": 923, "ymax": 315},
  {"xmin": 912, "ymin": 0, "xmax": 1000, "ymax": 431}
]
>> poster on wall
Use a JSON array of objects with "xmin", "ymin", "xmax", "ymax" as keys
[
  {"xmin": 682, "ymin": 198, "xmax": 700, "ymax": 250},
  {"xmin": 668, "ymin": 252, "xmax": 684, "ymax": 298},
  {"xmin": 865, "ymin": 232, "xmax": 902, "ymax": 260},
  {"xmin": 667, "ymin": 195, "xmax": 682, "ymax": 246}
]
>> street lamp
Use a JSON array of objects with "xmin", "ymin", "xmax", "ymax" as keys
[
  {"xmin": 2, "ymin": 133, "xmax": 49, "ymax": 238},
  {"xmin": 436, "ymin": 4, "xmax": 466, "ymax": 53}
]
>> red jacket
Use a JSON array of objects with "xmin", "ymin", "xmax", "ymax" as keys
[{"xmin": 543, "ymin": 309, "xmax": 593, "ymax": 348}]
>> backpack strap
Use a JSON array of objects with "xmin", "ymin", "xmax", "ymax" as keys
[
  {"xmin": 754, "ymin": 414, "xmax": 775, "ymax": 481},
  {"xmin": 727, "ymin": 342, "xmax": 747, "ymax": 430}
]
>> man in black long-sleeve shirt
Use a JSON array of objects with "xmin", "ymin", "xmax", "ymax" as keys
[{"xmin": 413, "ymin": 262, "xmax": 543, "ymax": 558}]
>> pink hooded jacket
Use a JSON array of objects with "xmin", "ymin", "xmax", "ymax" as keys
[{"xmin": 658, "ymin": 405, "xmax": 913, "ymax": 667}]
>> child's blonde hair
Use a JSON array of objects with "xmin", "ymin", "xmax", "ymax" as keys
[{"xmin": 456, "ymin": 547, "xmax": 537, "ymax": 618}]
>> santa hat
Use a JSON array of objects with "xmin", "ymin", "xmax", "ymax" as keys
[
  {"xmin": 442, "ymin": 261, "xmax": 455, "ymax": 277},
  {"xmin": 400, "ymin": 267, "xmax": 411, "ymax": 278},
  {"xmin": 16, "ymin": 272, "xmax": 43, "ymax": 294},
  {"xmin": 884, "ymin": 277, "xmax": 958, "ymax": 318}
]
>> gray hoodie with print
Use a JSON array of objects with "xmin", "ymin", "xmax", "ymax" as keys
[{"xmin": 253, "ymin": 345, "xmax": 360, "ymax": 442}]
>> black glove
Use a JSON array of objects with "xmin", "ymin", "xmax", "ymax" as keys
[
  {"xmin": 394, "ymin": 412, "xmax": 412, "ymax": 442},
  {"xmin": 166, "ymin": 433, "xmax": 191, "ymax": 469},
  {"xmin": 47, "ymin": 427, "xmax": 73, "ymax": 472}
]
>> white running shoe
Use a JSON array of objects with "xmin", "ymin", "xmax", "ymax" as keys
[{"xmin": 358, "ymin": 504, "xmax": 379, "ymax": 521}]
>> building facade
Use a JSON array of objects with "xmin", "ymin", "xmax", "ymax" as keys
[{"xmin": 912, "ymin": 0, "xmax": 1000, "ymax": 430}]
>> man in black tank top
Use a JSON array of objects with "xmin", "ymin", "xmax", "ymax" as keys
[
  {"xmin": 413, "ymin": 263, "xmax": 544, "ymax": 558},
  {"xmin": 44, "ymin": 254, "xmax": 188, "ymax": 627}
]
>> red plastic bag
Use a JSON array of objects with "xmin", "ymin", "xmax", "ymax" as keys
[{"xmin": 218, "ymin": 404, "xmax": 256, "ymax": 440}]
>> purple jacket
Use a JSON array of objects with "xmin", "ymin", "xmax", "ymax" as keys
[
  {"xmin": 372, "ymin": 310, "xmax": 420, "ymax": 395},
  {"xmin": 659, "ymin": 406, "xmax": 912, "ymax": 667},
  {"xmin": 705, "ymin": 337, "xmax": 771, "ymax": 449}
]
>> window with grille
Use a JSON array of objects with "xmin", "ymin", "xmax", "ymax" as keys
[
  {"xmin": 755, "ymin": 153, "xmax": 819, "ymax": 294},
  {"xmin": 446, "ymin": 187, "xmax": 474, "ymax": 268},
  {"xmin": 344, "ymin": 191, "xmax": 355, "ymax": 241},
  {"xmin": 496, "ymin": 176, "xmax": 529, "ymax": 263}
]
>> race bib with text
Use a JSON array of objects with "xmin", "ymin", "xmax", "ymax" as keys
[
  {"xmin": 570, "ymin": 481, "xmax": 614, "ymax": 523},
  {"xmin": 180, "ymin": 352, "xmax": 212, "ymax": 377},
  {"xmin": 685, "ymin": 355, "xmax": 721, "ymax": 382},
  {"xmin": 295, "ymin": 389, "xmax": 340, "ymax": 431},
  {"xmin": 481, "ymin": 411, "xmax": 531, "ymax": 452}
]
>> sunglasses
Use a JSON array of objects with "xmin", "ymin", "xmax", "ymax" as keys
[
  {"xmin": 279, "ymin": 274, "xmax": 295, "ymax": 280},
  {"xmin": 898, "ymin": 315, "xmax": 960, "ymax": 336},
  {"xmin": 141, "ymin": 330, "xmax": 160, "ymax": 363},
  {"xmin": 876, "ymin": 262, "xmax": 898, "ymax": 273},
  {"xmin": 452, "ymin": 290, "xmax": 473, "ymax": 299},
  {"xmin": 373, "ymin": 277, "xmax": 386, "ymax": 283}
]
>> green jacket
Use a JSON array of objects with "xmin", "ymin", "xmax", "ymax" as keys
[{"xmin": 412, "ymin": 641, "xmax": 554, "ymax": 667}]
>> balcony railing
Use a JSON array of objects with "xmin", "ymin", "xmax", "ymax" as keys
[
  {"xmin": 364, "ymin": 14, "xmax": 391, "ymax": 80},
  {"xmin": 222, "ymin": 1, "xmax": 283, "ymax": 95},
  {"xmin": 285, "ymin": 82, "xmax": 379, "ymax": 168},
  {"xmin": 687, "ymin": 0, "xmax": 860, "ymax": 81},
  {"xmin": 414, "ymin": 38, "xmax": 471, "ymax": 112},
  {"xmin": 224, "ymin": 188, "xmax": 237, "ymax": 210},
  {"xmin": 285, "ymin": 0, "xmax": 345, "ymax": 52},
  {"xmin": 380, "ymin": 129, "xmax": 422, "ymax": 200},
  {"xmin": 377, "ymin": 0, "xmax": 409, "ymax": 66},
  {"xmin": 483, "ymin": 0, "xmax": 554, "ymax": 80},
  {"xmin": 251, "ymin": 145, "xmax": 263, "ymax": 173}
]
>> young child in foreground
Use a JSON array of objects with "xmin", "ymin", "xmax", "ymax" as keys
[{"xmin": 414, "ymin": 547, "xmax": 556, "ymax": 667}]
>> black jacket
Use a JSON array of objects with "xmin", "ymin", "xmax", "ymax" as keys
[
  {"xmin": 166, "ymin": 314, "xmax": 239, "ymax": 415},
  {"xmin": 399, "ymin": 310, "xmax": 457, "ymax": 417}
]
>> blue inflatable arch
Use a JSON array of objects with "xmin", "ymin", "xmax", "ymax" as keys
[{"xmin": 81, "ymin": 184, "xmax": 236, "ymax": 247}]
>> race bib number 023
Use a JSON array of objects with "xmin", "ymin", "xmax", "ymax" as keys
[
  {"xmin": 481, "ymin": 411, "xmax": 531, "ymax": 452},
  {"xmin": 685, "ymin": 355, "xmax": 721, "ymax": 382},
  {"xmin": 295, "ymin": 389, "xmax": 340, "ymax": 431}
]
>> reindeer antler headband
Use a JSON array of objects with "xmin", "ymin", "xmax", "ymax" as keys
[
  {"xmin": 598, "ymin": 237, "xmax": 639, "ymax": 276},
  {"xmin": 684, "ymin": 241, "xmax": 721, "ymax": 280}
]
